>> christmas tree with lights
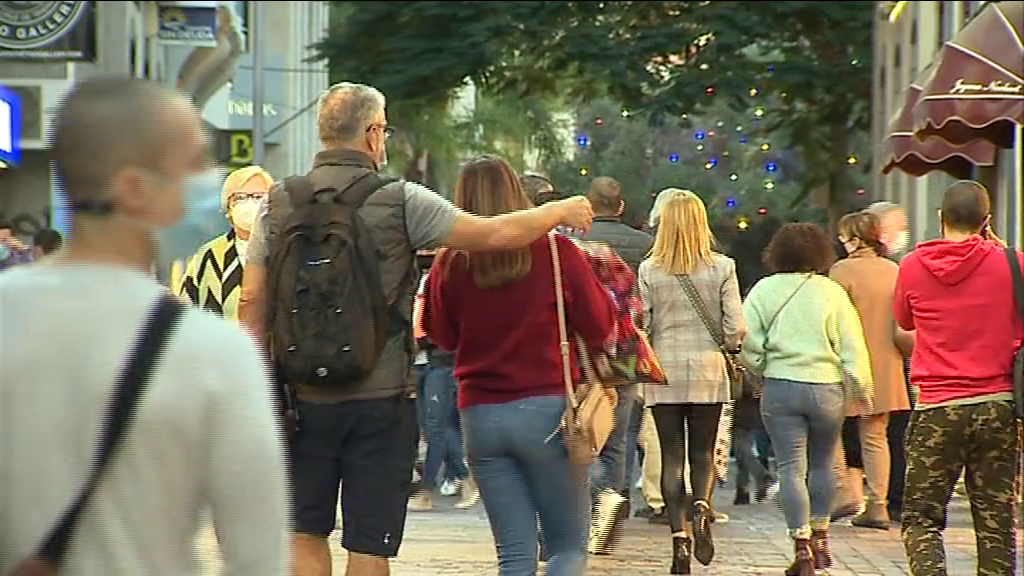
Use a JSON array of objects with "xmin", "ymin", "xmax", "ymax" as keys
[{"xmin": 551, "ymin": 96, "xmax": 848, "ymax": 231}]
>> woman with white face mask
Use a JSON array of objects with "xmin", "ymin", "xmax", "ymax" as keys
[{"xmin": 175, "ymin": 165, "xmax": 273, "ymax": 321}]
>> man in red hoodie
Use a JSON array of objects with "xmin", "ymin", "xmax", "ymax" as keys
[{"xmin": 893, "ymin": 180, "xmax": 1022, "ymax": 576}]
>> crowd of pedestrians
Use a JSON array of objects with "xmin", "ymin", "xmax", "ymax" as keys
[{"xmin": 0, "ymin": 75, "xmax": 1021, "ymax": 576}]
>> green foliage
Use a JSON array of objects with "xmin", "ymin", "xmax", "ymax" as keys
[{"xmin": 314, "ymin": 1, "xmax": 876, "ymax": 223}]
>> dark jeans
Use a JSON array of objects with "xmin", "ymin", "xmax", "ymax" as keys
[
  {"xmin": 416, "ymin": 365, "xmax": 468, "ymax": 489},
  {"xmin": 652, "ymin": 403, "xmax": 723, "ymax": 533},
  {"xmin": 591, "ymin": 384, "xmax": 637, "ymax": 494},
  {"xmin": 887, "ymin": 409, "xmax": 911, "ymax": 511},
  {"xmin": 902, "ymin": 401, "xmax": 1018, "ymax": 576}
]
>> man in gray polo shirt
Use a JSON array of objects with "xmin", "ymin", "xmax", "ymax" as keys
[{"xmin": 239, "ymin": 82, "xmax": 594, "ymax": 576}]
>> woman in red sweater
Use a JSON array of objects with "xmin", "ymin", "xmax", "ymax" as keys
[{"xmin": 423, "ymin": 156, "xmax": 615, "ymax": 576}]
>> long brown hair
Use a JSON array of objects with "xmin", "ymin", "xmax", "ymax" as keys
[
  {"xmin": 446, "ymin": 155, "xmax": 533, "ymax": 289},
  {"xmin": 837, "ymin": 211, "xmax": 885, "ymax": 255}
]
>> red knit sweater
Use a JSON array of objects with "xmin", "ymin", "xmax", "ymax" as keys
[{"xmin": 423, "ymin": 235, "xmax": 615, "ymax": 409}]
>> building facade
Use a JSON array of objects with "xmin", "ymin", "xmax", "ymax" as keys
[
  {"xmin": 872, "ymin": 0, "xmax": 1023, "ymax": 248},
  {"xmin": 0, "ymin": 1, "xmax": 329, "ymax": 242}
]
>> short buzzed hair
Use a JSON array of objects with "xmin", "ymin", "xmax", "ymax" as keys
[
  {"xmin": 940, "ymin": 180, "xmax": 990, "ymax": 233},
  {"xmin": 317, "ymin": 82, "xmax": 386, "ymax": 146},
  {"xmin": 588, "ymin": 177, "xmax": 622, "ymax": 215},
  {"xmin": 50, "ymin": 76, "xmax": 187, "ymax": 205}
]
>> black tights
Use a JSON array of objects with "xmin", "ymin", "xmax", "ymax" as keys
[{"xmin": 652, "ymin": 403, "xmax": 723, "ymax": 533}]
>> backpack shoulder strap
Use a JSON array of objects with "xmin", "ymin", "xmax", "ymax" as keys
[
  {"xmin": 32, "ymin": 294, "xmax": 185, "ymax": 567},
  {"xmin": 335, "ymin": 172, "xmax": 399, "ymax": 209}
]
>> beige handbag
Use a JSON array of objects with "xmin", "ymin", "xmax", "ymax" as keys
[{"xmin": 548, "ymin": 233, "xmax": 618, "ymax": 465}]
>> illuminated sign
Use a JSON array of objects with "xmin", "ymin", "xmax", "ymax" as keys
[{"xmin": 0, "ymin": 84, "xmax": 22, "ymax": 167}]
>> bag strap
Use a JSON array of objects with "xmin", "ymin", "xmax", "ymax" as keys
[
  {"xmin": 1007, "ymin": 248, "xmax": 1024, "ymax": 327},
  {"xmin": 761, "ymin": 274, "xmax": 813, "ymax": 354},
  {"xmin": 32, "ymin": 294, "xmax": 185, "ymax": 567},
  {"xmin": 676, "ymin": 275, "xmax": 727, "ymax": 351},
  {"xmin": 550, "ymin": 233, "xmax": 578, "ymax": 409},
  {"xmin": 1005, "ymin": 248, "xmax": 1024, "ymax": 422},
  {"xmin": 283, "ymin": 172, "xmax": 397, "ymax": 211}
]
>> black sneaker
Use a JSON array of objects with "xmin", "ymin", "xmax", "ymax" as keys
[
  {"xmin": 734, "ymin": 490, "xmax": 751, "ymax": 505},
  {"xmin": 588, "ymin": 489, "xmax": 627, "ymax": 555}
]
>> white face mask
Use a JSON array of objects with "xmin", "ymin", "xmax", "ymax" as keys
[
  {"xmin": 885, "ymin": 230, "xmax": 910, "ymax": 255},
  {"xmin": 229, "ymin": 197, "xmax": 261, "ymax": 232}
]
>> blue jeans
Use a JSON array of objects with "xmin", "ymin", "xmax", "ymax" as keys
[
  {"xmin": 760, "ymin": 378, "xmax": 845, "ymax": 538},
  {"xmin": 463, "ymin": 395, "xmax": 588, "ymax": 576},
  {"xmin": 625, "ymin": 394, "xmax": 643, "ymax": 490},
  {"xmin": 418, "ymin": 366, "xmax": 468, "ymax": 489},
  {"xmin": 590, "ymin": 384, "xmax": 637, "ymax": 494}
]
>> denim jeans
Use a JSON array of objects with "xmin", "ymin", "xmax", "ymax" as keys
[
  {"xmin": 590, "ymin": 384, "xmax": 637, "ymax": 494},
  {"xmin": 624, "ymin": 395, "xmax": 643, "ymax": 490},
  {"xmin": 760, "ymin": 378, "xmax": 845, "ymax": 538},
  {"xmin": 419, "ymin": 366, "xmax": 468, "ymax": 489},
  {"xmin": 463, "ymin": 394, "xmax": 588, "ymax": 576}
]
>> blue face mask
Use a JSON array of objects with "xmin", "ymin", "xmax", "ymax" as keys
[
  {"xmin": 0, "ymin": 243, "xmax": 10, "ymax": 261},
  {"xmin": 153, "ymin": 169, "xmax": 229, "ymax": 270}
]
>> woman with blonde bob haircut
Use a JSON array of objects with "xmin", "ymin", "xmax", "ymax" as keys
[
  {"xmin": 639, "ymin": 188, "xmax": 744, "ymax": 574},
  {"xmin": 424, "ymin": 155, "xmax": 615, "ymax": 576}
]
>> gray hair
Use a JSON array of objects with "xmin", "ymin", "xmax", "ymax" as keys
[
  {"xmin": 865, "ymin": 201, "xmax": 902, "ymax": 216},
  {"xmin": 648, "ymin": 188, "xmax": 675, "ymax": 228},
  {"xmin": 317, "ymin": 82, "xmax": 386, "ymax": 145}
]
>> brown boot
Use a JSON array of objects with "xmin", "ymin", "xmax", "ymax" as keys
[
  {"xmin": 783, "ymin": 539, "xmax": 815, "ymax": 576},
  {"xmin": 810, "ymin": 529, "xmax": 832, "ymax": 569},
  {"xmin": 851, "ymin": 501, "xmax": 891, "ymax": 530}
]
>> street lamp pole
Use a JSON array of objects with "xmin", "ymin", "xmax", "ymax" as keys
[{"xmin": 251, "ymin": 1, "xmax": 266, "ymax": 165}]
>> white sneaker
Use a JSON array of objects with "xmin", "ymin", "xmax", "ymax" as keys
[
  {"xmin": 439, "ymin": 478, "xmax": 461, "ymax": 497},
  {"xmin": 455, "ymin": 477, "xmax": 481, "ymax": 509},
  {"xmin": 588, "ymin": 489, "xmax": 627, "ymax": 555}
]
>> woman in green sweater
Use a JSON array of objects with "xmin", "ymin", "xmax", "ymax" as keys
[{"xmin": 739, "ymin": 223, "xmax": 873, "ymax": 576}]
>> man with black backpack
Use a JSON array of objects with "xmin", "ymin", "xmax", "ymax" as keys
[{"xmin": 238, "ymin": 82, "xmax": 594, "ymax": 576}]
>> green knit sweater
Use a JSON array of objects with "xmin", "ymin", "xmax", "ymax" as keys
[{"xmin": 739, "ymin": 273, "xmax": 873, "ymax": 397}]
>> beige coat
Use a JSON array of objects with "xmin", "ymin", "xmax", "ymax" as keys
[{"xmin": 829, "ymin": 248, "xmax": 911, "ymax": 416}]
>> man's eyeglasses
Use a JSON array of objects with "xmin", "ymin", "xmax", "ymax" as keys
[{"xmin": 367, "ymin": 123, "xmax": 395, "ymax": 140}]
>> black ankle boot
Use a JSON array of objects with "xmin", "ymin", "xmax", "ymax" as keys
[
  {"xmin": 670, "ymin": 536, "xmax": 691, "ymax": 574},
  {"xmin": 734, "ymin": 489, "xmax": 751, "ymax": 505},
  {"xmin": 691, "ymin": 501, "xmax": 715, "ymax": 566}
]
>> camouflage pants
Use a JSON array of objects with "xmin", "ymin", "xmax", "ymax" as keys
[{"xmin": 902, "ymin": 400, "xmax": 1020, "ymax": 576}]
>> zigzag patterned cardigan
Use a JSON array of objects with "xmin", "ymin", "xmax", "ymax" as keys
[{"xmin": 176, "ymin": 229, "xmax": 243, "ymax": 321}]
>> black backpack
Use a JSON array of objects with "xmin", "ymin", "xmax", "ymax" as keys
[{"xmin": 267, "ymin": 171, "xmax": 396, "ymax": 388}]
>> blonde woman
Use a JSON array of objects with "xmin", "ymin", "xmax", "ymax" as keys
[
  {"xmin": 176, "ymin": 165, "xmax": 273, "ymax": 321},
  {"xmin": 639, "ymin": 189, "xmax": 744, "ymax": 574}
]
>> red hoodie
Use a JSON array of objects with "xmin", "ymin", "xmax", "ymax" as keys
[
  {"xmin": 423, "ymin": 234, "xmax": 616, "ymax": 410},
  {"xmin": 894, "ymin": 235, "xmax": 1024, "ymax": 405}
]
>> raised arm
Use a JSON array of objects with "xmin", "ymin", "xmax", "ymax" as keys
[
  {"xmin": 237, "ymin": 196, "xmax": 273, "ymax": 346},
  {"xmin": 403, "ymin": 182, "xmax": 594, "ymax": 252}
]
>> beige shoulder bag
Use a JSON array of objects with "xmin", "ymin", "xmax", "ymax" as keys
[{"xmin": 547, "ymin": 232, "xmax": 618, "ymax": 465}]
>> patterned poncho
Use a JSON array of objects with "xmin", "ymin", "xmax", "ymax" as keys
[{"xmin": 570, "ymin": 239, "xmax": 663, "ymax": 385}]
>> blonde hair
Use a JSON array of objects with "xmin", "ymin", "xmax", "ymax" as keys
[
  {"xmin": 649, "ymin": 188, "xmax": 716, "ymax": 274},
  {"xmin": 221, "ymin": 165, "xmax": 273, "ymax": 211}
]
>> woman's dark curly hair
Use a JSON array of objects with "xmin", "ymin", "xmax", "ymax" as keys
[{"xmin": 763, "ymin": 222, "xmax": 835, "ymax": 273}]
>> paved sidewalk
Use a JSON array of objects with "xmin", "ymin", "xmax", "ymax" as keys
[{"xmin": 199, "ymin": 490, "xmax": 985, "ymax": 575}]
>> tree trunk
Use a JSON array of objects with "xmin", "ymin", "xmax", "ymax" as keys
[{"xmin": 827, "ymin": 120, "xmax": 852, "ymax": 233}]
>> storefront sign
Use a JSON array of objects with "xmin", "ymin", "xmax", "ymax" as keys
[
  {"xmin": 949, "ymin": 78, "xmax": 1024, "ymax": 96},
  {"xmin": 158, "ymin": 4, "xmax": 218, "ymax": 47},
  {"xmin": 0, "ymin": 1, "xmax": 95, "ymax": 61},
  {"xmin": 0, "ymin": 85, "xmax": 22, "ymax": 167},
  {"xmin": 227, "ymin": 130, "xmax": 253, "ymax": 166}
]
